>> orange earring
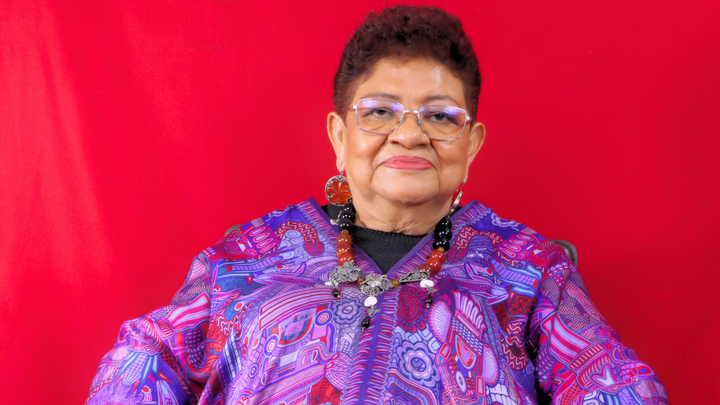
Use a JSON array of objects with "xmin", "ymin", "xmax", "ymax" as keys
[{"xmin": 325, "ymin": 172, "xmax": 352, "ymax": 206}]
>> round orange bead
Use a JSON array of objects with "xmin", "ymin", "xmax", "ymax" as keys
[
  {"xmin": 338, "ymin": 253, "xmax": 354, "ymax": 265},
  {"xmin": 417, "ymin": 263, "xmax": 432, "ymax": 273},
  {"xmin": 336, "ymin": 241, "xmax": 352, "ymax": 250},
  {"xmin": 392, "ymin": 279, "xmax": 400, "ymax": 288},
  {"xmin": 429, "ymin": 249, "xmax": 446, "ymax": 263},
  {"xmin": 426, "ymin": 258, "xmax": 443, "ymax": 271},
  {"xmin": 336, "ymin": 245, "xmax": 352, "ymax": 255},
  {"xmin": 336, "ymin": 232, "xmax": 352, "ymax": 245}
]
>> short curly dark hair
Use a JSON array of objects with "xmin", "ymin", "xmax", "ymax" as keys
[{"xmin": 333, "ymin": 5, "xmax": 481, "ymax": 120}]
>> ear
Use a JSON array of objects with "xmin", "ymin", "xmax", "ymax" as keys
[
  {"xmin": 327, "ymin": 111, "xmax": 348, "ymax": 171},
  {"xmin": 464, "ymin": 121, "xmax": 486, "ymax": 179}
]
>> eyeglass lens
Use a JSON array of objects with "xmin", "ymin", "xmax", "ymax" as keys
[{"xmin": 355, "ymin": 99, "xmax": 467, "ymax": 139}]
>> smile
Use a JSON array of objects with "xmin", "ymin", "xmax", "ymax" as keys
[{"xmin": 382, "ymin": 156, "xmax": 433, "ymax": 170}]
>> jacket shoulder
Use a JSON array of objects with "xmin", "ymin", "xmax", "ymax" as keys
[
  {"xmin": 456, "ymin": 201, "xmax": 571, "ymax": 269},
  {"xmin": 202, "ymin": 199, "xmax": 332, "ymax": 264}
]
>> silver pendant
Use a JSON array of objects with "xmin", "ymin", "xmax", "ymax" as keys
[
  {"xmin": 398, "ymin": 269, "xmax": 429, "ymax": 284},
  {"xmin": 359, "ymin": 273, "xmax": 393, "ymax": 297},
  {"xmin": 328, "ymin": 261, "xmax": 362, "ymax": 287}
]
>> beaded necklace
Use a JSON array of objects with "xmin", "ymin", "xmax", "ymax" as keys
[{"xmin": 326, "ymin": 203, "xmax": 453, "ymax": 330}]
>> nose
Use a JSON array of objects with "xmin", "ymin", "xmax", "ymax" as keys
[{"xmin": 388, "ymin": 110, "xmax": 430, "ymax": 148}]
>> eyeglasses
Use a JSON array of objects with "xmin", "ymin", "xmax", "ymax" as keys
[{"xmin": 348, "ymin": 98, "xmax": 471, "ymax": 141}]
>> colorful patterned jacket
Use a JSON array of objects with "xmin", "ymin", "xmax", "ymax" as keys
[{"xmin": 86, "ymin": 199, "xmax": 667, "ymax": 405}]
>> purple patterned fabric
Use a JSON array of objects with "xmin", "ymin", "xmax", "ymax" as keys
[{"xmin": 86, "ymin": 199, "xmax": 667, "ymax": 405}]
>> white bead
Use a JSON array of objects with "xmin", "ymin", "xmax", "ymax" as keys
[
  {"xmin": 420, "ymin": 279, "xmax": 435, "ymax": 288},
  {"xmin": 364, "ymin": 296, "xmax": 378, "ymax": 307},
  {"xmin": 324, "ymin": 281, "xmax": 333, "ymax": 286}
]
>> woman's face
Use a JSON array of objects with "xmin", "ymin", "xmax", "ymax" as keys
[{"xmin": 328, "ymin": 57, "xmax": 485, "ymax": 210}]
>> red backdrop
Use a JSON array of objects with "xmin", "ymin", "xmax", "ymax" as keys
[{"xmin": 1, "ymin": 1, "xmax": 718, "ymax": 404}]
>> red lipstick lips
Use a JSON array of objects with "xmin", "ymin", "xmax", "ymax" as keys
[{"xmin": 382, "ymin": 156, "xmax": 432, "ymax": 170}]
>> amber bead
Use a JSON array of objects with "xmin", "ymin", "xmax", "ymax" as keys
[
  {"xmin": 338, "ymin": 253, "xmax": 354, "ymax": 265},
  {"xmin": 336, "ymin": 245, "xmax": 352, "ymax": 256},
  {"xmin": 391, "ymin": 279, "xmax": 400, "ymax": 288},
  {"xmin": 335, "ymin": 243, "xmax": 352, "ymax": 250},
  {"xmin": 417, "ymin": 263, "xmax": 432, "ymax": 273},
  {"xmin": 336, "ymin": 239, "xmax": 352, "ymax": 249},
  {"xmin": 336, "ymin": 232, "xmax": 352, "ymax": 245},
  {"xmin": 425, "ymin": 262, "xmax": 442, "ymax": 276},
  {"xmin": 429, "ymin": 249, "xmax": 446, "ymax": 263},
  {"xmin": 357, "ymin": 276, "xmax": 365, "ymax": 284},
  {"xmin": 426, "ymin": 258, "xmax": 443, "ymax": 272}
]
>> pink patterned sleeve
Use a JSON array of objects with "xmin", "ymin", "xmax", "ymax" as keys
[
  {"xmin": 528, "ymin": 249, "xmax": 668, "ymax": 404},
  {"xmin": 85, "ymin": 253, "xmax": 214, "ymax": 405}
]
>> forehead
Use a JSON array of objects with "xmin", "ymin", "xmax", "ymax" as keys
[{"xmin": 353, "ymin": 57, "xmax": 466, "ymax": 108}]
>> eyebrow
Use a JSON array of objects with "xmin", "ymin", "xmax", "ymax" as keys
[
  {"xmin": 423, "ymin": 94, "xmax": 460, "ymax": 105},
  {"xmin": 358, "ymin": 92, "xmax": 401, "ymax": 101},
  {"xmin": 358, "ymin": 92, "xmax": 460, "ymax": 106}
]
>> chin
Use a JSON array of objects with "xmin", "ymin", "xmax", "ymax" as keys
[{"xmin": 374, "ymin": 178, "xmax": 439, "ymax": 206}]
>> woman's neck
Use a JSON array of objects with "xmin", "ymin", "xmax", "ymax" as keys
[{"xmin": 351, "ymin": 195, "xmax": 453, "ymax": 235}]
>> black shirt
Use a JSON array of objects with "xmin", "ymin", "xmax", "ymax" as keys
[{"xmin": 323, "ymin": 204, "xmax": 426, "ymax": 274}]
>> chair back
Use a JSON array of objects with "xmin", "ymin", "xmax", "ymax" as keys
[{"xmin": 549, "ymin": 239, "xmax": 578, "ymax": 267}]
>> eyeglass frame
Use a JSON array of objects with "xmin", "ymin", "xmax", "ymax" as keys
[{"xmin": 347, "ymin": 98, "xmax": 473, "ymax": 141}]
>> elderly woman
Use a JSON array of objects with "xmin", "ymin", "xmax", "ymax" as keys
[{"xmin": 87, "ymin": 6, "xmax": 666, "ymax": 405}]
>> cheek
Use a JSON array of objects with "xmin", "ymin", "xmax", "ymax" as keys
[
  {"xmin": 345, "ymin": 133, "xmax": 385, "ymax": 168},
  {"xmin": 434, "ymin": 142, "xmax": 469, "ymax": 169}
]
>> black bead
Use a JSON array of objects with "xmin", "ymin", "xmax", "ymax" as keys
[
  {"xmin": 436, "ymin": 216, "xmax": 451, "ymax": 230},
  {"xmin": 434, "ymin": 224, "xmax": 449, "ymax": 236},
  {"xmin": 434, "ymin": 227, "xmax": 452, "ymax": 241},
  {"xmin": 338, "ymin": 209, "xmax": 355, "ymax": 222},
  {"xmin": 424, "ymin": 294, "xmax": 433, "ymax": 307},
  {"xmin": 433, "ymin": 239, "xmax": 450, "ymax": 251},
  {"xmin": 361, "ymin": 315, "xmax": 371, "ymax": 330},
  {"xmin": 337, "ymin": 218, "xmax": 355, "ymax": 232},
  {"xmin": 333, "ymin": 288, "xmax": 342, "ymax": 299}
]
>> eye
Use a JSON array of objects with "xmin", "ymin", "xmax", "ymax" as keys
[
  {"xmin": 370, "ymin": 107, "xmax": 393, "ymax": 117},
  {"xmin": 422, "ymin": 107, "xmax": 463, "ymax": 126},
  {"xmin": 361, "ymin": 107, "xmax": 396, "ymax": 120},
  {"xmin": 424, "ymin": 111, "xmax": 456, "ymax": 125},
  {"xmin": 427, "ymin": 112, "xmax": 450, "ymax": 122}
]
